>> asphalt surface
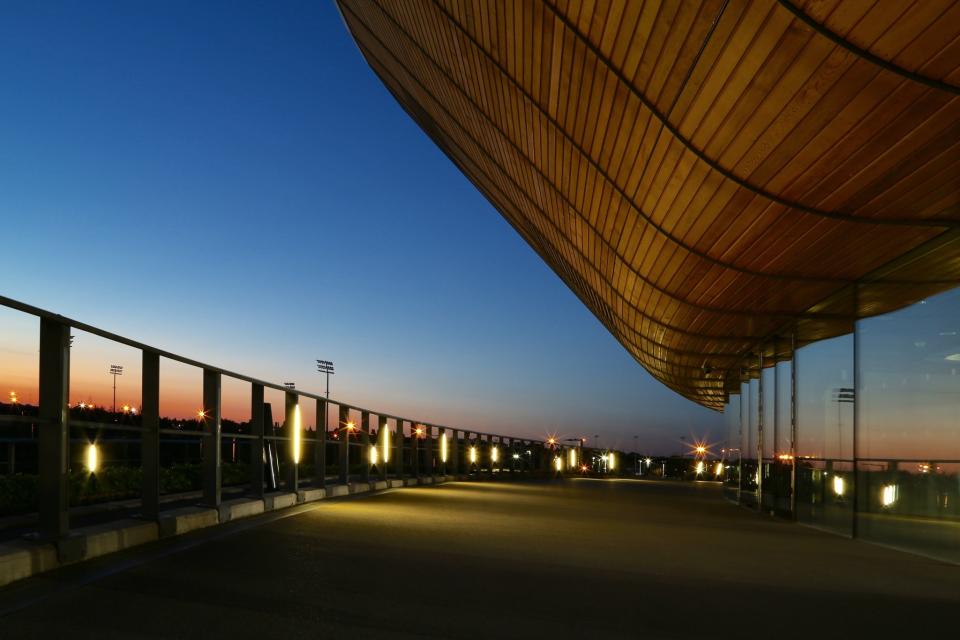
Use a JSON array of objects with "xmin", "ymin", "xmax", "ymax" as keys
[{"xmin": 1, "ymin": 479, "xmax": 957, "ymax": 639}]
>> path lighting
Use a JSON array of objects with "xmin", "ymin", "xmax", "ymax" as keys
[
  {"xmin": 554, "ymin": 456, "xmax": 562, "ymax": 472},
  {"xmin": 695, "ymin": 461, "xmax": 705, "ymax": 475},
  {"xmin": 469, "ymin": 446, "xmax": 477, "ymax": 464},
  {"xmin": 491, "ymin": 446, "xmax": 498, "ymax": 463},
  {"xmin": 86, "ymin": 443, "xmax": 99, "ymax": 473},
  {"xmin": 292, "ymin": 405, "xmax": 302, "ymax": 463},
  {"xmin": 714, "ymin": 461, "xmax": 723, "ymax": 477},
  {"xmin": 441, "ymin": 432, "xmax": 448, "ymax": 463},
  {"xmin": 381, "ymin": 425, "xmax": 390, "ymax": 463},
  {"xmin": 881, "ymin": 484, "xmax": 898, "ymax": 507},
  {"xmin": 833, "ymin": 475, "xmax": 846, "ymax": 497}
]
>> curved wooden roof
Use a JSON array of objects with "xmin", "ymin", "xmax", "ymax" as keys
[{"xmin": 338, "ymin": 0, "xmax": 960, "ymax": 409}]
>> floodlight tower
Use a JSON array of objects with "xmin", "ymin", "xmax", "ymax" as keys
[
  {"xmin": 109, "ymin": 364, "xmax": 123, "ymax": 413},
  {"xmin": 316, "ymin": 360, "xmax": 334, "ymax": 399}
]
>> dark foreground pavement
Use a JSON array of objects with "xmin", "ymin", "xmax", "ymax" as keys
[{"xmin": 1, "ymin": 479, "xmax": 957, "ymax": 639}]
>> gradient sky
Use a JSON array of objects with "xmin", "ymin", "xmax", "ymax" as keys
[{"xmin": 0, "ymin": 1, "xmax": 723, "ymax": 454}]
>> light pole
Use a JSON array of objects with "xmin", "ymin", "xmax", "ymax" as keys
[
  {"xmin": 316, "ymin": 360, "xmax": 334, "ymax": 399},
  {"xmin": 109, "ymin": 364, "xmax": 123, "ymax": 413}
]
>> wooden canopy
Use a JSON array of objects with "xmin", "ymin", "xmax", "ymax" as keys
[{"xmin": 339, "ymin": 0, "xmax": 960, "ymax": 409}]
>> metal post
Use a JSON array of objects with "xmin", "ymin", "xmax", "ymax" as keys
[
  {"xmin": 394, "ymin": 419, "xmax": 404, "ymax": 479},
  {"xmin": 425, "ymin": 424, "xmax": 434, "ymax": 481},
  {"xmin": 250, "ymin": 383, "xmax": 265, "ymax": 498},
  {"xmin": 38, "ymin": 318, "xmax": 70, "ymax": 540},
  {"xmin": 757, "ymin": 351, "xmax": 764, "ymax": 511},
  {"xmin": 451, "ymin": 429, "xmax": 460, "ymax": 476},
  {"xmin": 361, "ymin": 410, "xmax": 371, "ymax": 484},
  {"xmin": 202, "ymin": 368, "xmax": 221, "ymax": 508},
  {"xmin": 338, "ymin": 404, "xmax": 349, "ymax": 485},
  {"xmin": 852, "ymin": 286, "xmax": 860, "ymax": 538},
  {"xmin": 411, "ymin": 423, "xmax": 420, "ymax": 479},
  {"xmin": 790, "ymin": 334, "xmax": 798, "ymax": 519},
  {"xmin": 316, "ymin": 398, "xmax": 327, "ymax": 489},
  {"xmin": 141, "ymin": 350, "xmax": 160, "ymax": 519},
  {"xmin": 285, "ymin": 391, "xmax": 298, "ymax": 492}
]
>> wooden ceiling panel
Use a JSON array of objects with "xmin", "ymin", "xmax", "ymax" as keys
[{"xmin": 340, "ymin": 0, "xmax": 960, "ymax": 409}]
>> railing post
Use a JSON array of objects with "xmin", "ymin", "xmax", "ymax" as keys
[
  {"xmin": 141, "ymin": 350, "xmax": 160, "ymax": 519},
  {"xmin": 425, "ymin": 424, "xmax": 434, "ymax": 481},
  {"xmin": 338, "ymin": 405, "xmax": 350, "ymax": 485},
  {"xmin": 361, "ymin": 410, "xmax": 371, "ymax": 484},
  {"xmin": 411, "ymin": 423, "xmax": 420, "ymax": 479},
  {"xmin": 285, "ymin": 391, "xmax": 299, "ymax": 492},
  {"xmin": 316, "ymin": 398, "xmax": 327, "ymax": 489},
  {"xmin": 394, "ymin": 419, "xmax": 404, "ymax": 479},
  {"xmin": 450, "ymin": 429, "xmax": 459, "ymax": 476},
  {"xmin": 202, "ymin": 368, "xmax": 221, "ymax": 508},
  {"xmin": 250, "ymin": 383, "xmax": 265, "ymax": 498},
  {"xmin": 379, "ymin": 415, "xmax": 389, "ymax": 481},
  {"xmin": 38, "ymin": 317, "xmax": 70, "ymax": 541}
]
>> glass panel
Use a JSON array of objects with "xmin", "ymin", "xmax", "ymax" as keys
[
  {"xmin": 723, "ymin": 393, "xmax": 741, "ymax": 502},
  {"xmin": 857, "ymin": 287, "xmax": 960, "ymax": 563},
  {"xmin": 742, "ymin": 379, "xmax": 759, "ymax": 507},
  {"xmin": 796, "ymin": 334, "xmax": 854, "ymax": 536},
  {"xmin": 760, "ymin": 365, "xmax": 776, "ymax": 510},
  {"xmin": 771, "ymin": 358, "xmax": 793, "ymax": 514}
]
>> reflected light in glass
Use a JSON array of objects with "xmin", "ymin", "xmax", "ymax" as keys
[
  {"xmin": 608, "ymin": 453, "xmax": 615, "ymax": 471},
  {"xmin": 440, "ymin": 432, "xmax": 448, "ymax": 463},
  {"xmin": 86, "ymin": 443, "xmax": 99, "ymax": 473},
  {"xmin": 881, "ymin": 484, "xmax": 898, "ymax": 507},
  {"xmin": 695, "ymin": 461, "xmax": 704, "ymax": 475},
  {"xmin": 491, "ymin": 446, "xmax": 498, "ymax": 463},
  {"xmin": 714, "ymin": 461, "xmax": 723, "ymax": 477},
  {"xmin": 369, "ymin": 444, "xmax": 378, "ymax": 465},
  {"xmin": 469, "ymin": 446, "xmax": 477, "ymax": 463},
  {"xmin": 382, "ymin": 426, "xmax": 390, "ymax": 463},
  {"xmin": 833, "ymin": 475, "xmax": 846, "ymax": 496},
  {"xmin": 554, "ymin": 456, "xmax": 562, "ymax": 472},
  {"xmin": 568, "ymin": 448, "xmax": 576, "ymax": 467}
]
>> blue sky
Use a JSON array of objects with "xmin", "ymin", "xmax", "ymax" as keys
[{"xmin": 0, "ymin": 1, "xmax": 722, "ymax": 453}]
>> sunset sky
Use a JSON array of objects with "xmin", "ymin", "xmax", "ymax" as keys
[{"xmin": 0, "ymin": 1, "xmax": 724, "ymax": 453}]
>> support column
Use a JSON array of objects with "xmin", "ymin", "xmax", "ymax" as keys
[
  {"xmin": 451, "ymin": 429, "xmax": 460, "ymax": 476},
  {"xmin": 285, "ymin": 391, "xmax": 298, "ymax": 492},
  {"xmin": 361, "ymin": 410, "xmax": 371, "ymax": 483},
  {"xmin": 316, "ymin": 398, "xmax": 327, "ymax": 488},
  {"xmin": 338, "ymin": 405, "xmax": 349, "ymax": 485},
  {"xmin": 790, "ymin": 334, "xmax": 797, "ymax": 519},
  {"xmin": 394, "ymin": 419, "xmax": 404, "ymax": 479},
  {"xmin": 410, "ymin": 423, "xmax": 420, "ymax": 479},
  {"xmin": 378, "ymin": 415, "xmax": 389, "ymax": 481},
  {"xmin": 141, "ymin": 350, "xmax": 160, "ymax": 518},
  {"xmin": 202, "ymin": 368, "xmax": 221, "ymax": 508},
  {"xmin": 250, "ymin": 383, "xmax": 265, "ymax": 498},
  {"xmin": 38, "ymin": 318, "xmax": 70, "ymax": 540}
]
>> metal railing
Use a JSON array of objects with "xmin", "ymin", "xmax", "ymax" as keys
[{"xmin": 0, "ymin": 294, "xmax": 627, "ymax": 547}]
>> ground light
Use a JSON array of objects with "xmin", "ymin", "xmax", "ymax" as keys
[
  {"xmin": 292, "ymin": 405, "xmax": 302, "ymax": 463},
  {"xmin": 86, "ymin": 443, "xmax": 99, "ymax": 473}
]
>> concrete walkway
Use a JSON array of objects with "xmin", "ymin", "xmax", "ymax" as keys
[{"xmin": 0, "ymin": 479, "xmax": 957, "ymax": 639}]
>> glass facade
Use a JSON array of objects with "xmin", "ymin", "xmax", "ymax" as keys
[{"xmin": 725, "ymin": 288, "xmax": 959, "ymax": 563}]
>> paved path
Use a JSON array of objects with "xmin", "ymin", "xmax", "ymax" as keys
[{"xmin": 1, "ymin": 479, "xmax": 957, "ymax": 639}]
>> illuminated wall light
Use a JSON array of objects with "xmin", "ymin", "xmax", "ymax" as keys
[
  {"xmin": 469, "ymin": 446, "xmax": 477, "ymax": 464},
  {"xmin": 86, "ymin": 443, "xmax": 99, "ymax": 473},
  {"xmin": 833, "ymin": 475, "xmax": 846, "ymax": 496},
  {"xmin": 881, "ymin": 484, "xmax": 898, "ymax": 507},
  {"xmin": 568, "ymin": 448, "xmax": 576, "ymax": 467},
  {"xmin": 292, "ymin": 405, "xmax": 302, "ymax": 463},
  {"xmin": 440, "ymin": 432, "xmax": 449, "ymax": 463},
  {"xmin": 491, "ymin": 446, "xmax": 499, "ymax": 463},
  {"xmin": 554, "ymin": 456, "xmax": 562, "ymax": 472},
  {"xmin": 369, "ymin": 444, "xmax": 378, "ymax": 465},
  {"xmin": 382, "ymin": 426, "xmax": 390, "ymax": 463}
]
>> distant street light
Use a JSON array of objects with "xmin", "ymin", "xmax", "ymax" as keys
[
  {"xmin": 109, "ymin": 365, "xmax": 123, "ymax": 413},
  {"xmin": 316, "ymin": 360, "xmax": 335, "ymax": 399}
]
